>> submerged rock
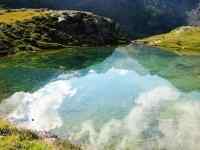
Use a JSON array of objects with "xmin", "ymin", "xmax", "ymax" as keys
[{"xmin": 0, "ymin": 9, "xmax": 129, "ymax": 55}]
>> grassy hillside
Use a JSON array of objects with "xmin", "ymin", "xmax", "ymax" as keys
[
  {"xmin": 0, "ymin": 118, "xmax": 80, "ymax": 150},
  {"xmin": 0, "ymin": 9, "xmax": 46, "ymax": 24},
  {"xmin": 0, "ymin": 9, "xmax": 128, "ymax": 56},
  {"xmin": 1, "ymin": 0, "xmax": 199, "ymax": 38},
  {"xmin": 136, "ymin": 26, "xmax": 200, "ymax": 55}
]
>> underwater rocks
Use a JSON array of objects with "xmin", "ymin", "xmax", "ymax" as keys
[{"xmin": 0, "ymin": 9, "xmax": 129, "ymax": 55}]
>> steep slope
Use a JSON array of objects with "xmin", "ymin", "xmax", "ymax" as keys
[
  {"xmin": 188, "ymin": 2, "xmax": 200, "ymax": 25},
  {"xmin": 0, "ymin": 0, "xmax": 199, "ymax": 38},
  {"xmin": 0, "ymin": 9, "xmax": 128, "ymax": 55}
]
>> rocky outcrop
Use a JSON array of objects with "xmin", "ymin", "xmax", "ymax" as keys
[
  {"xmin": 1, "ymin": 0, "xmax": 199, "ymax": 38},
  {"xmin": 188, "ymin": 3, "xmax": 200, "ymax": 26},
  {"xmin": 0, "ymin": 9, "xmax": 128, "ymax": 55}
]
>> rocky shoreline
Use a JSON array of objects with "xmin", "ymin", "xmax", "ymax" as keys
[
  {"xmin": 0, "ymin": 116, "xmax": 81, "ymax": 150},
  {"xmin": 0, "ymin": 9, "xmax": 129, "ymax": 56}
]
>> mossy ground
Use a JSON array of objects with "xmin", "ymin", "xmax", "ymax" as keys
[
  {"xmin": 0, "ymin": 9, "xmax": 46, "ymax": 24},
  {"xmin": 137, "ymin": 26, "xmax": 200, "ymax": 55},
  {"xmin": 0, "ymin": 118, "xmax": 81, "ymax": 150}
]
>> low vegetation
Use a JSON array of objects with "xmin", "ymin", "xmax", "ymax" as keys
[
  {"xmin": 136, "ymin": 26, "xmax": 200, "ymax": 55},
  {"xmin": 0, "ymin": 118, "xmax": 81, "ymax": 150},
  {"xmin": 0, "ymin": 9, "xmax": 46, "ymax": 24},
  {"xmin": 0, "ymin": 9, "xmax": 128, "ymax": 56},
  {"xmin": 1, "ymin": 0, "xmax": 199, "ymax": 38}
]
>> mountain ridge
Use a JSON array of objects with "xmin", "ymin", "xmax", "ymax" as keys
[{"xmin": 1, "ymin": 0, "xmax": 199, "ymax": 38}]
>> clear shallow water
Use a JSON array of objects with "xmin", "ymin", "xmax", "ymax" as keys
[
  {"xmin": 0, "ymin": 47, "xmax": 113, "ymax": 100},
  {"xmin": 0, "ymin": 45, "xmax": 200, "ymax": 150}
]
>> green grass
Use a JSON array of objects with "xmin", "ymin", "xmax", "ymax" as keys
[
  {"xmin": 0, "ymin": 9, "xmax": 47, "ymax": 24},
  {"xmin": 0, "ymin": 118, "xmax": 81, "ymax": 150},
  {"xmin": 137, "ymin": 26, "xmax": 200, "ymax": 55}
]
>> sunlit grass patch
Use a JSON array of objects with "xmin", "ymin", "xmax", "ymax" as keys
[
  {"xmin": 0, "ymin": 9, "xmax": 47, "ymax": 24},
  {"xmin": 137, "ymin": 26, "xmax": 200, "ymax": 55},
  {"xmin": 0, "ymin": 119, "xmax": 51, "ymax": 150},
  {"xmin": 0, "ymin": 118, "xmax": 81, "ymax": 150}
]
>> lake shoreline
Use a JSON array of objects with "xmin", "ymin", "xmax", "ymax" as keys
[
  {"xmin": 133, "ymin": 26, "xmax": 200, "ymax": 56},
  {"xmin": 0, "ymin": 115, "xmax": 82, "ymax": 149}
]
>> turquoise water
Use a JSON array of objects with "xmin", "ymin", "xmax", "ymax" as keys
[
  {"xmin": 0, "ymin": 47, "xmax": 113, "ymax": 100},
  {"xmin": 0, "ymin": 45, "xmax": 200, "ymax": 150}
]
